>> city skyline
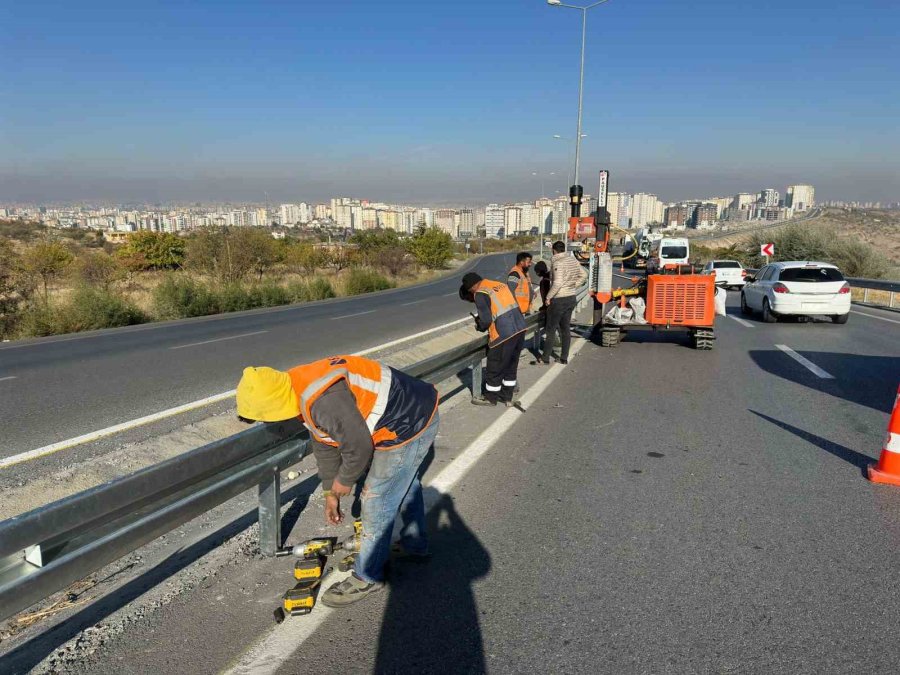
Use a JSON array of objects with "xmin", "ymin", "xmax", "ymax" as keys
[{"xmin": 2, "ymin": 1, "xmax": 898, "ymax": 204}]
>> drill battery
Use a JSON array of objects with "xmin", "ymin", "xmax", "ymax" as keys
[
  {"xmin": 294, "ymin": 556, "xmax": 324, "ymax": 581},
  {"xmin": 282, "ymin": 579, "xmax": 320, "ymax": 616}
]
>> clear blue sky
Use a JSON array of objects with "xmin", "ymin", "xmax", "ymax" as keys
[{"xmin": 1, "ymin": 0, "xmax": 898, "ymax": 204}]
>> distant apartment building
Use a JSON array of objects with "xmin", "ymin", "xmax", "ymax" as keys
[
  {"xmin": 758, "ymin": 189, "xmax": 780, "ymax": 207},
  {"xmin": 519, "ymin": 204, "xmax": 538, "ymax": 235},
  {"xmin": 333, "ymin": 204, "xmax": 353, "ymax": 229},
  {"xmin": 434, "ymin": 209, "xmax": 457, "ymax": 235},
  {"xmin": 458, "ymin": 209, "xmax": 475, "ymax": 238},
  {"xmin": 664, "ymin": 204, "xmax": 693, "ymax": 230},
  {"xmin": 731, "ymin": 193, "xmax": 755, "ymax": 211},
  {"xmin": 416, "ymin": 208, "xmax": 434, "ymax": 229},
  {"xmin": 314, "ymin": 204, "xmax": 330, "ymax": 221},
  {"xmin": 552, "ymin": 198, "xmax": 568, "ymax": 236},
  {"xmin": 485, "ymin": 204, "xmax": 505, "ymax": 238},
  {"xmin": 692, "ymin": 203, "xmax": 718, "ymax": 229},
  {"xmin": 630, "ymin": 193, "xmax": 661, "ymax": 229},
  {"xmin": 504, "ymin": 206, "xmax": 522, "ymax": 236},
  {"xmin": 361, "ymin": 207, "xmax": 378, "ymax": 230},
  {"xmin": 280, "ymin": 204, "xmax": 299, "ymax": 226},
  {"xmin": 785, "ymin": 184, "xmax": 815, "ymax": 211}
]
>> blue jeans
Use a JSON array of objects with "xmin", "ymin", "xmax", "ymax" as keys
[{"xmin": 355, "ymin": 411, "xmax": 439, "ymax": 583}]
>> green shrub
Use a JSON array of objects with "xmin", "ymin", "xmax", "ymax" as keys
[
  {"xmin": 18, "ymin": 287, "xmax": 146, "ymax": 337},
  {"xmin": 344, "ymin": 268, "xmax": 394, "ymax": 296},
  {"xmin": 152, "ymin": 275, "xmax": 220, "ymax": 319},
  {"xmin": 217, "ymin": 283, "xmax": 254, "ymax": 313},
  {"xmin": 286, "ymin": 277, "xmax": 337, "ymax": 303},
  {"xmin": 306, "ymin": 277, "xmax": 337, "ymax": 301},
  {"xmin": 254, "ymin": 282, "xmax": 290, "ymax": 307}
]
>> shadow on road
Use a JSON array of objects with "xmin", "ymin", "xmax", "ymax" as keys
[
  {"xmin": 749, "ymin": 350, "xmax": 900, "ymax": 412},
  {"xmin": 374, "ymin": 489, "xmax": 491, "ymax": 674},
  {"xmin": 0, "ymin": 475, "xmax": 321, "ymax": 675},
  {"xmin": 750, "ymin": 410, "xmax": 873, "ymax": 476}
]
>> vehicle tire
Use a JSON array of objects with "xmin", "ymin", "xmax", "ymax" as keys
[
  {"xmin": 831, "ymin": 313, "xmax": 849, "ymax": 325},
  {"xmin": 762, "ymin": 298, "xmax": 777, "ymax": 323},
  {"xmin": 740, "ymin": 292, "xmax": 752, "ymax": 316}
]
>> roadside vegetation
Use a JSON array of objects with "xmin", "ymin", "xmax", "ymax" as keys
[
  {"xmin": 692, "ymin": 220, "xmax": 894, "ymax": 278},
  {"xmin": 690, "ymin": 208, "xmax": 899, "ymax": 278},
  {"xmin": 0, "ymin": 222, "xmax": 457, "ymax": 339}
]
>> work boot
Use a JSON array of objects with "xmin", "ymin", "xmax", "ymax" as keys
[
  {"xmin": 471, "ymin": 396, "xmax": 497, "ymax": 406},
  {"xmin": 321, "ymin": 574, "xmax": 384, "ymax": 608}
]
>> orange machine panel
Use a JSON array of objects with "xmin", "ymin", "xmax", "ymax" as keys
[{"xmin": 645, "ymin": 274, "xmax": 715, "ymax": 327}]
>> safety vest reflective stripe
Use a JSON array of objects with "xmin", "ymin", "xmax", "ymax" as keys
[
  {"xmin": 294, "ymin": 358, "xmax": 392, "ymax": 446},
  {"xmin": 474, "ymin": 279, "xmax": 525, "ymax": 347},
  {"xmin": 509, "ymin": 267, "xmax": 531, "ymax": 313}
]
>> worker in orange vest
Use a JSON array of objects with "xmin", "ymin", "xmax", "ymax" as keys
[
  {"xmin": 507, "ymin": 252, "xmax": 534, "ymax": 315},
  {"xmin": 236, "ymin": 355, "xmax": 439, "ymax": 607},
  {"xmin": 459, "ymin": 272, "xmax": 526, "ymax": 406}
]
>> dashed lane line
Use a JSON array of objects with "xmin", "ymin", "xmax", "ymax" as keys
[
  {"xmin": 0, "ymin": 376, "xmax": 16, "ymax": 382},
  {"xmin": 0, "ymin": 316, "xmax": 471, "ymax": 469},
  {"xmin": 223, "ymin": 337, "xmax": 590, "ymax": 675},
  {"xmin": 169, "ymin": 330, "xmax": 268, "ymax": 350},
  {"xmin": 727, "ymin": 315, "xmax": 754, "ymax": 328},
  {"xmin": 775, "ymin": 344, "xmax": 834, "ymax": 379},
  {"xmin": 850, "ymin": 310, "xmax": 900, "ymax": 325},
  {"xmin": 329, "ymin": 310, "xmax": 376, "ymax": 320}
]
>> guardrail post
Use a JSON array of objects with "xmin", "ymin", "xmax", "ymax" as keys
[
  {"xmin": 891, "ymin": 291, "xmax": 895, "ymax": 309},
  {"xmin": 258, "ymin": 467, "xmax": 281, "ymax": 556},
  {"xmin": 471, "ymin": 358, "xmax": 484, "ymax": 400},
  {"xmin": 863, "ymin": 287, "xmax": 869, "ymax": 303}
]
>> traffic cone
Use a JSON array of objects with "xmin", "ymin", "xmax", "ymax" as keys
[
  {"xmin": 620, "ymin": 261, "xmax": 625, "ymax": 273},
  {"xmin": 868, "ymin": 385, "xmax": 900, "ymax": 486}
]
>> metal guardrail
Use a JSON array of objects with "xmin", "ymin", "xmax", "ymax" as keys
[{"xmin": 0, "ymin": 287, "xmax": 588, "ymax": 623}]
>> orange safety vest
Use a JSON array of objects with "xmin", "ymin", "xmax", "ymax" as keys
[
  {"xmin": 508, "ymin": 266, "xmax": 532, "ymax": 314},
  {"xmin": 288, "ymin": 356, "xmax": 437, "ymax": 450},
  {"xmin": 473, "ymin": 279, "xmax": 526, "ymax": 347}
]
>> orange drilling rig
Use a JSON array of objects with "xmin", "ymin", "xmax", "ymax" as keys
[{"xmin": 567, "ymin": 171, "xmax": 717, "ymax": 350}]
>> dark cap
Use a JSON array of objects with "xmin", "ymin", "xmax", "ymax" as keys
[{"xmin": 459, "ymin": 272, "xmax": 482, "ymax": 300}]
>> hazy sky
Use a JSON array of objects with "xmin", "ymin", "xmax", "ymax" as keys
[{"xmin": 2, "ymin": 0, "xmax": 898, "ymax": 205}]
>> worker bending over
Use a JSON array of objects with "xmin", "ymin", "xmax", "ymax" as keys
[
  {"xmin": 236, "ymin": 355, "xmax": 439, "ymax": 607},
  {"xmin": 459, "ymin": 272, "xmax": 526, "ymax": 406}
]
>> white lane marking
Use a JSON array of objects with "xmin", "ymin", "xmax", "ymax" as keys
[
  {"xmin": 727, "ymin": 315, "xmax": 754, "ymax": 328},
  {"xmin": 330, "ymin": 310, "xmax": 376, "ymax": 320},
  {"xmin": 851, "ymin": 310, "xmax": 900, "ymax": 325},
  {"xmin": 401, "ymin": 299, "xmax": 427, "ymax": 306},
  {"xmin": 775, "ymin": 344, "xmax": 834, "ymax": 379},
  {"xmin": 0, "ymin": 391, "xmax": 237, "ymax": 470},
  {"xmin": 169, "ymin": 330, "xmax": 268, "ymax": 350},
  {"xmin": 224, "ymin": 337, "xmax": 589, "ymax": 675},
  {"xmin": 2, "ymin": 316, "xmax": 473, "ymax": 468},
  {"xmin": 0, "ymin": 375, "xmax": 16, "ymax": 382},
  {"xmin": 443, "ymin": 292, "xmax": 458, "ymax": 297}
]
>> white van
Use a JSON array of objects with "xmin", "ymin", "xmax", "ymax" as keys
[{"xmin": 647, "ymin": 237, "xmax": 690, "ymax": 273}]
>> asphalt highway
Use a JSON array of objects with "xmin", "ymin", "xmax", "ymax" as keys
[
  {"xmin": 3, "ymin": 295, "xmax": 898, "ymax": 674},
  {"xmin": 0, "ymin": 253, "xmax": 516, "ymax": 455},
  {"xmin": 282, "ymin": 297, "xmax": 900, "ymax": 673}
]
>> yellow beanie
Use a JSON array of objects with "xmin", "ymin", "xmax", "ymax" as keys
[{"xmin": 236, "ymin": 366, "xmax": 300, "ymax": 422}]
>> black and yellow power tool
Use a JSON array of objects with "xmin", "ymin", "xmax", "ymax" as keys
[{"xmin": 282, "ymin": 578, "xmax": 321, "ymax": 616}]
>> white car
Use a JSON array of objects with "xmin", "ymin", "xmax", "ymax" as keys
[
  {"xmin": 740, "ymin": 261, "xmax": 851, "ymax": 324},
  {"xmin": 702, "ymin": 260, "xmax": 746, "ymax": 289}
]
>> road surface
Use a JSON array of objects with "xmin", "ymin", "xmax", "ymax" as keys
[{"xmin": 0, "ymin": 254, "xmax": 515, "ymax": 454}]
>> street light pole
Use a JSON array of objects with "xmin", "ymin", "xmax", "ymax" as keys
[{"xmin": 547, "ymin": 0, "xmax": 611, "ymax": 221}]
